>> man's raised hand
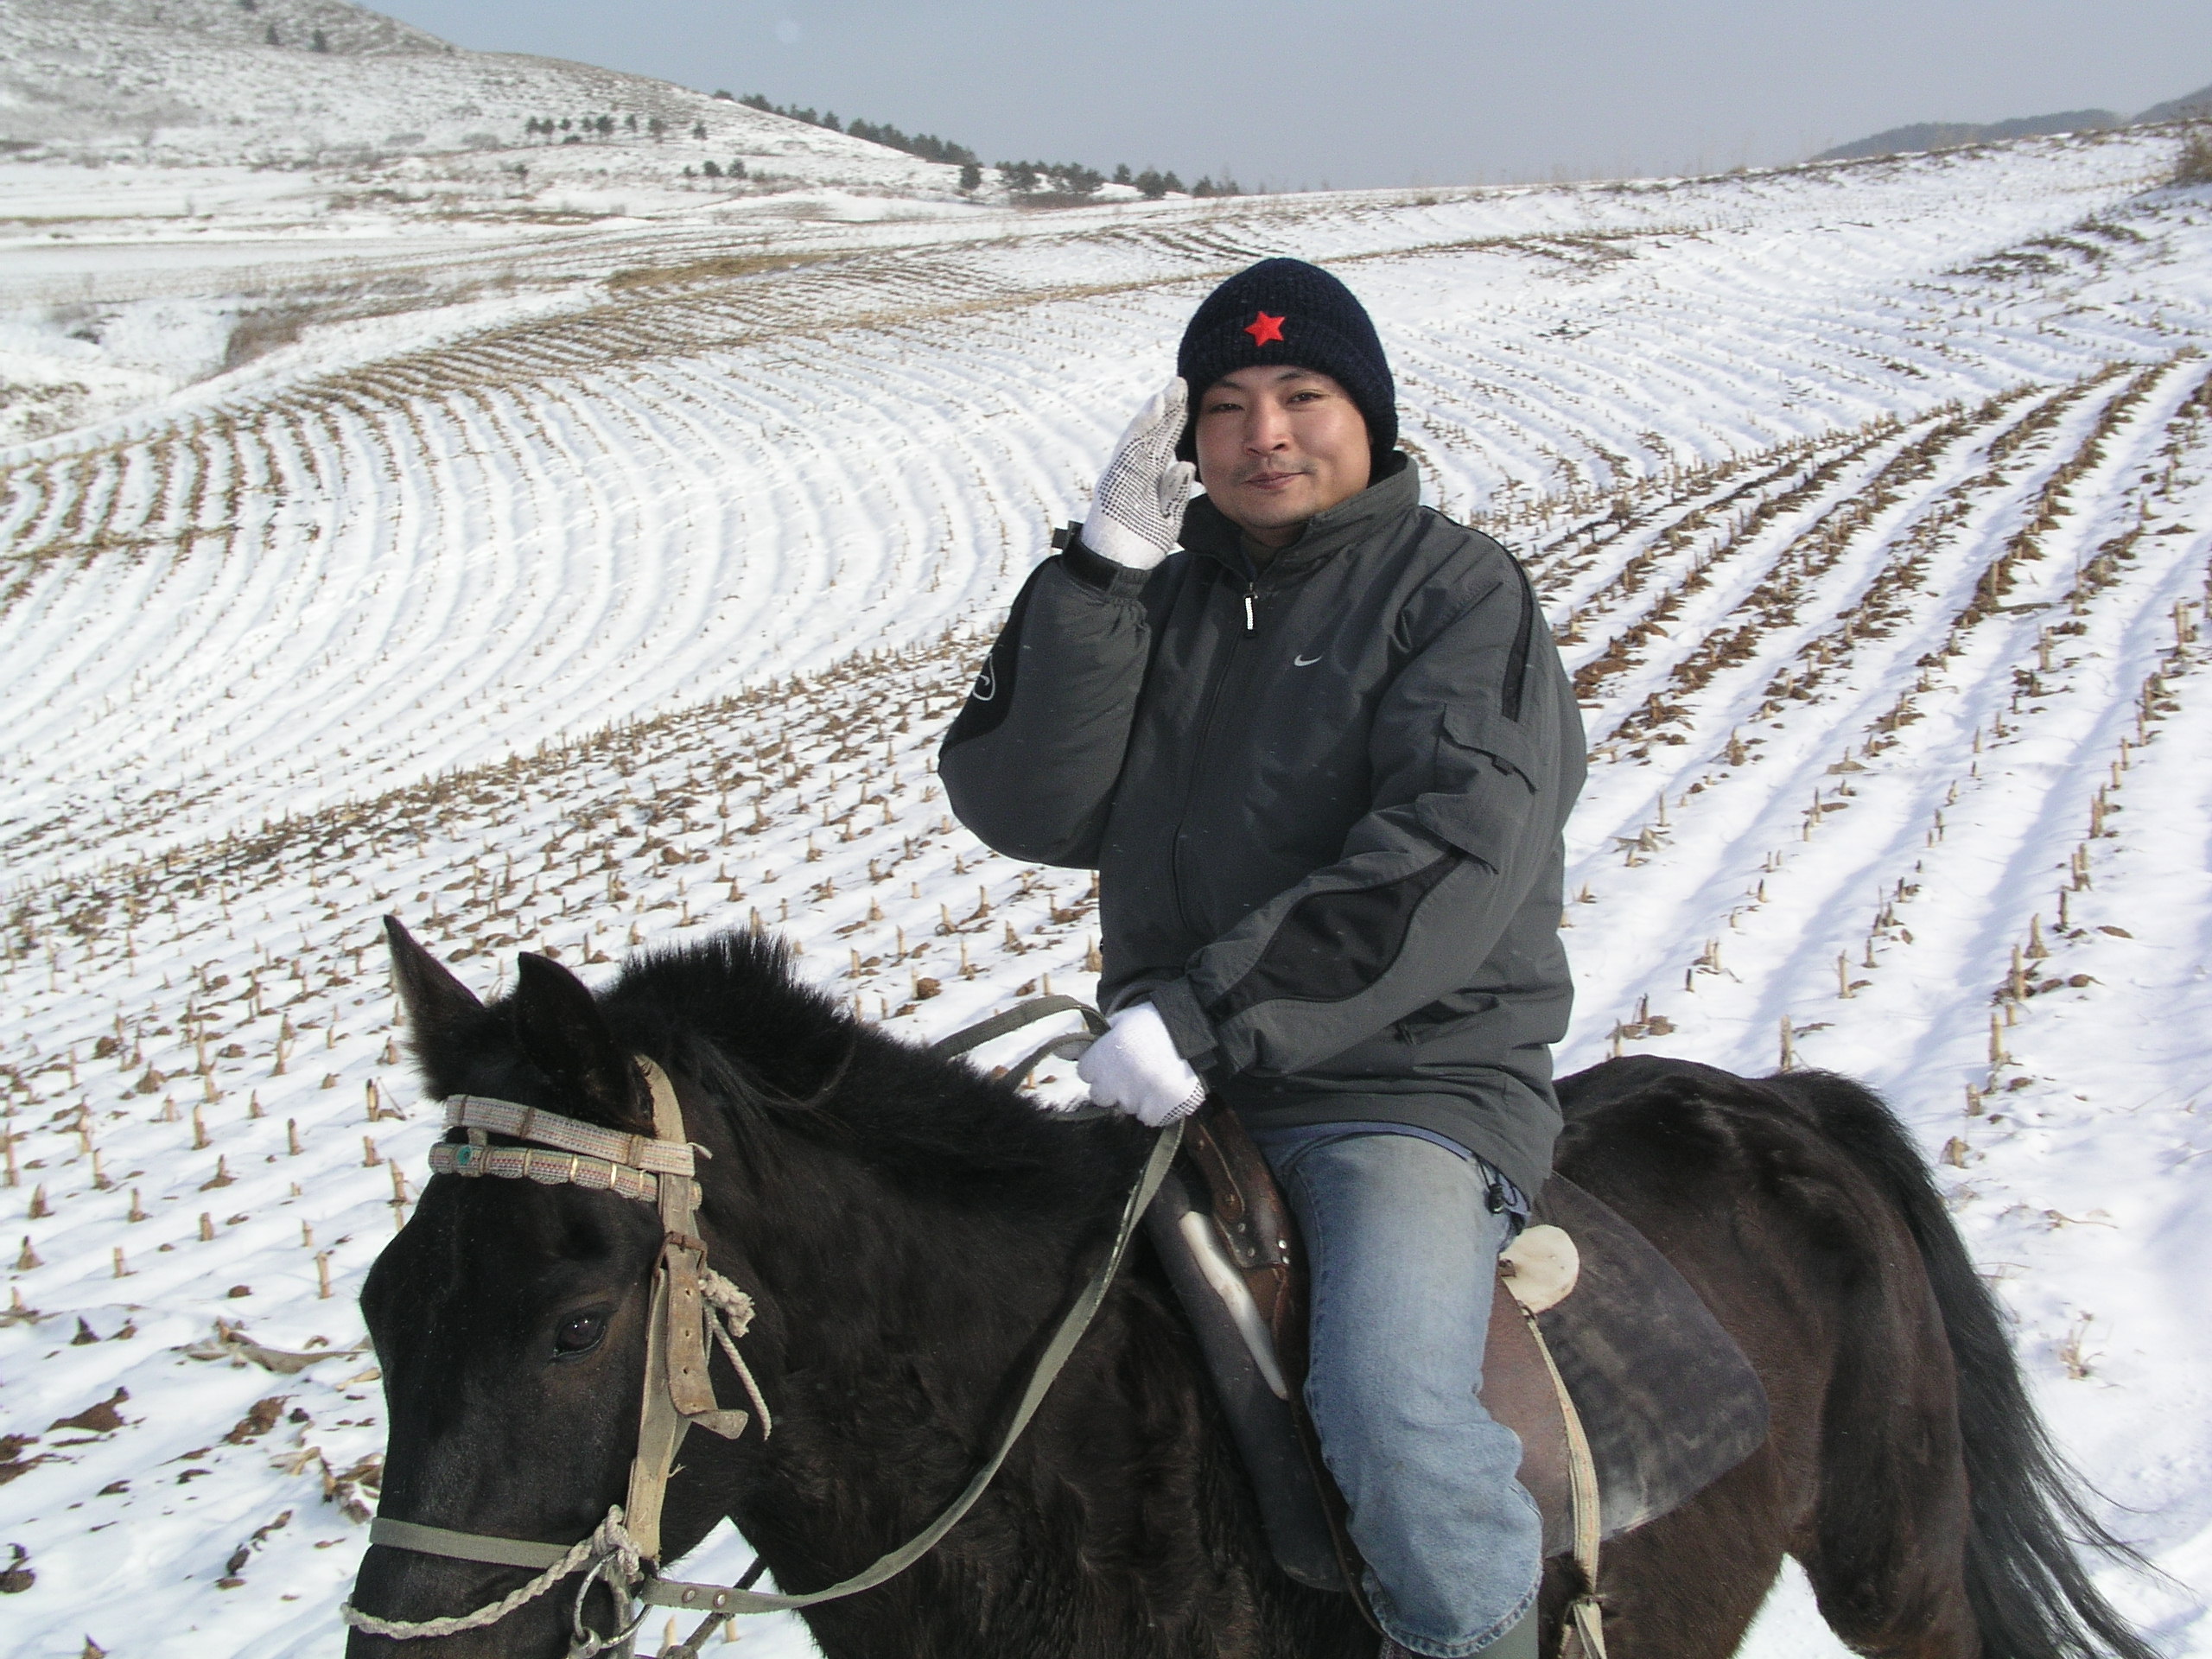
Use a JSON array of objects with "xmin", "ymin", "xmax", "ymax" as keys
[{"xmin": 1081, "ymin": 378, "xmax": 1198, "ymax": 571}]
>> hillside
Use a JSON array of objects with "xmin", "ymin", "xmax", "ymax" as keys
[
  {"xmin": 1815, "ymin": 75, "xmax": 2212, "ymax": 164},
  {"xmin": 0, "ymin": 0, "xmax": 963, "ymax": 202},
  {"xmin": 2139, "ymin": 81, "xmax": 2212, "ymax": 124},
  {"xmin": 1815, "ymin": 109, "xmax": 2122, "ymax": 162},
  {"xmin": 0, "ymin": 110, "xmax": 2209, "ymax": 1658},
  {"xmin": 0, "ymin": 0, "xmax": 917, "ymax": 165},
  {"xmin": 0, "ymin": 0, "xmax": 995, "ymax": 445}
]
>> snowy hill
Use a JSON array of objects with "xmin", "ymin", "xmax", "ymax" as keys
[
  {"xmin": 0, "ymin": 114, "xmax": 2209, "ymax": 1658},
  {"xmin": 0, "ymin": 0, "xmax": 991, "ymax": 445},
  {"xmin": 0, "ymin": 0, "xmax": 935, "ymax": 177},
  {"xmin": 0, "ymin": 0, "xmax": 969, "ymax": 276}
]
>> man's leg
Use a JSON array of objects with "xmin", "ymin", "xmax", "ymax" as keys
[{"xmin": 1259, "ymin": 1130, "xmax": 1541, "ymax": 1659}]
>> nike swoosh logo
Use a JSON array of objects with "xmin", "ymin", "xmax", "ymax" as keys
[{"xmin": 1293, "ymin": 653, "xmax": 1324, "ymax": 667}]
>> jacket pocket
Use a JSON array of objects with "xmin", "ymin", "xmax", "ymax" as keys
[
  {"xmin": 1415, "ymin": 701, "xmax": 1539, "ymax": 874},
  {"xmin": 1440, "ymin": 696, "xmax": 1543, "ymax": 779}
]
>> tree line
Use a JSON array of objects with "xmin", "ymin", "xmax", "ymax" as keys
[
  {"xmin": 738, "ymin": 94, "xmax": 1239, "ymax": 198},
  {"xmin": 524, "ymin": 114, "xmax": 672, "ymax": 142},
  {"xmin": 511, "ymin": 96, "xmax": 1242, "ymax": 200},
  {"xmin": 738, "ymin": 95, "xmax": 978, "ymax": 167}
]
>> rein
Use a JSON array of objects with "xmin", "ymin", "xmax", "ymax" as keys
[{"xmin": 345, "ymin": 1002, "xmax": 1172, "ymax": 1657}]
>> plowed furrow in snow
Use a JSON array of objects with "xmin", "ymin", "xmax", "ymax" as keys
[{"xmin": 1558, "ymin": 354, "xmax": 2209, "ymax": 1064}]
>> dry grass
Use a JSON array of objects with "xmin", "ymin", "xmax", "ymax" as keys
[
  {"xmin": 2175, "ymin": 129, "xmax": 2212, "ymax": 188},
  {"xmin": 221, "ymin": 304, "xmax": 319, "ymax": 372},
  {"xmin": 604, "ymin": 251, "xmax": 823, "ymax": 291},
  {"xmin": 219, "ymin": 277, "xmax": 447, "ymax": 373}
]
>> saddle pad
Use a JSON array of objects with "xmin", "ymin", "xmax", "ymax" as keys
[{"xmin": 1526, "ymin": 1176, "xmax": 1770, "ymax": 1544}]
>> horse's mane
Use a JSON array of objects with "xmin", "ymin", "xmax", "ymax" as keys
[{"xmin": 594, "ymin": 926, "xmax": 1139, "ymax": 1219}]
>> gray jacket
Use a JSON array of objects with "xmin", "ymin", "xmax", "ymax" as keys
[{"xmin": 938, "ymin": 458, "xmax": 1585, "ymax": 1197}]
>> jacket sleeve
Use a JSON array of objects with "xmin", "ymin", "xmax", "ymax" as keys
[
  {"xmin": 1146, "ymin": 562, "xmax": 1584, "ymax": 1079},
  {"xmin": 938, "ymin": 538, "xmax": 1155, "ymax": 868}
]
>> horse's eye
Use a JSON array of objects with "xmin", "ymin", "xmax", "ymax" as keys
[{"xmin": 553, "ymin": 1311, "xmax": 607, "ymax": 1357}]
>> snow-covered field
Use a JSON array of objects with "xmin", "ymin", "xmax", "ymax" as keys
[{"xmin": 2, "ymin": 47, "xmax": 2209, "ymax": 1657}]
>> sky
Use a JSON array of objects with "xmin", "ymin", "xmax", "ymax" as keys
[{"xmin": 382, "ymin": 0, "xmax": 2209, "ymax": 189}]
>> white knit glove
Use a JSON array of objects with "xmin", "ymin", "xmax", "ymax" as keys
[
  {"xmin": 1077, "ymin": 1002, "xmax": 1207, "ymax": 1127},
  {"xmin": 1081, "ymin": 378, "xmax": 1198, "ymax": 570}
]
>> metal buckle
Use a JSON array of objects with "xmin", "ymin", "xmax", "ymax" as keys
[{"xmin": 568, "ymin": 1548, "xmax": 650, "ymax": 1658}]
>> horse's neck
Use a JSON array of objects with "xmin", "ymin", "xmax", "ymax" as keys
[
  {"xmin": 744, "ymin": 1106, "xmax": 1108, "ymax": 1313},
  {"xmin": 730, "ymin": 1129, "xmax": 1192, "ymax": 1653}
]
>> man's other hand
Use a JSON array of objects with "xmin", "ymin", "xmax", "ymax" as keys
[
  {"xmin": 1077, "ymin": 1002, "xmax": 1206, "ymax": 1126},
  {"xmin": 1081, "ymin": 378, "xmax": 1198, "ymax": 570}
]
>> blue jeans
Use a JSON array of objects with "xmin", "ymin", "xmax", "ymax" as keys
[{"xmin": 1252, "ymin": 1126, "xmax": 1541, "ymax": 1658}]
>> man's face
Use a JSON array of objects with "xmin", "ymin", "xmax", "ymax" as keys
[{"xmin": 1193, "ymin": 365, "xmax": 1372, "ymax": 547}]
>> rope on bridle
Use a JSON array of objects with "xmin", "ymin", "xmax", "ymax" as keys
[
  {"xmin": 698, "ymin": 1267, "xmax": 773, "ymax": 1439},
  {"xmin": 340, "ymin": 1506, "xmax": 642, "ymax": 1648}
]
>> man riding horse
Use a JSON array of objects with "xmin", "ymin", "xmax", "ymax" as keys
[
  {"xmin": 941, "ymin": 257, "xmax": 1584, "ymax": 1659},
  {"xmin": 348, "ymin": 262, "xmax": 2149, "ymax": 1659}
]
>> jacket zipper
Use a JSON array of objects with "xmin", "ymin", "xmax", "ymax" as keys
[{"xmin": 1169, "ymin": 569, "xmax": 1262, "ymax": 936}]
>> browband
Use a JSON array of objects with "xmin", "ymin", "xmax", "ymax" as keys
[
  {"xmin": 443, "ymin": 1094, "xmax": 699, "ymax": 1175},
  {"xmin": 428, "ymin": 1138, "xmax": 663, "ymax": 1202}
]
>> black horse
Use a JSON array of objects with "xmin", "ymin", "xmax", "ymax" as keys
[{"xmin": 346, "ymin": 919, "xmax": 2153, "ymax": 1659}]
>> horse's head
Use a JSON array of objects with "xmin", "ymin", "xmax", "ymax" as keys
[
  {"xmin": 345, "ymin": 918, "xmax": 677, "ymax": 1656},
  {"xmin": 344, "ymin": 915, "xmax": 1167, "ymax": 1657}
]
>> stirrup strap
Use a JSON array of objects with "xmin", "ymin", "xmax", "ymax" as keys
[{"xmin": 1519, "ymin": 1299, "xmax": 1607, "ymax": 1659}]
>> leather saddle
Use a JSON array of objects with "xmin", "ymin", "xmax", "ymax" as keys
[{"xmin": 1145, "ymin": 1109, "xmax": 1770, "ymax": 1593}]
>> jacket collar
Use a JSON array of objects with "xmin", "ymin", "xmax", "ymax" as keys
[{"xmin": 1179, "ymin": 452, "xmax": 1420, "ymax": 578}]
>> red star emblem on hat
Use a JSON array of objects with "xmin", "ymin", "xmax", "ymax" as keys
[{"xmin": 1243, "ymin": 310, "xmax": 1286, "ymax": 346}]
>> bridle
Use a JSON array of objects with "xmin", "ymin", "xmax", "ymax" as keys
[{"xmin": 342, "ymin": 1033, "xmax": 1178, "ymax": 1657}]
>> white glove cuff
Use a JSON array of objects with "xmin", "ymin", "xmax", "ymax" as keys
[{"xmin": 1080, "ymin": 512, "xmax": 1171, "ymax": 571}]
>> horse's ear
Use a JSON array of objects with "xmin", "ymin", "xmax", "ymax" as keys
[
  {"xmin": 385, "ymin": 915, "xmax": 484, "ymax": 1080},
  {"xmin": 510, "ymin": 952, "xmax": 651, "ymax": 1133}
]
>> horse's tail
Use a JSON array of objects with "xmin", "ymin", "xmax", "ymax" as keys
[{"xmin": 1765, "ymin": 1070, "xmax": 2158, "ymax": 1659}]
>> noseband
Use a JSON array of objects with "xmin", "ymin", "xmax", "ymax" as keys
[{"xmin": 343, "ymin": 1040, "xmax": 1179, "ymax": 1658}]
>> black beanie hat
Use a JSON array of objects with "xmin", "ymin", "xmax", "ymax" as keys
[{"xmin": 1175, "ymin": 257, "xmax": 1396, "ymax": 466}]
